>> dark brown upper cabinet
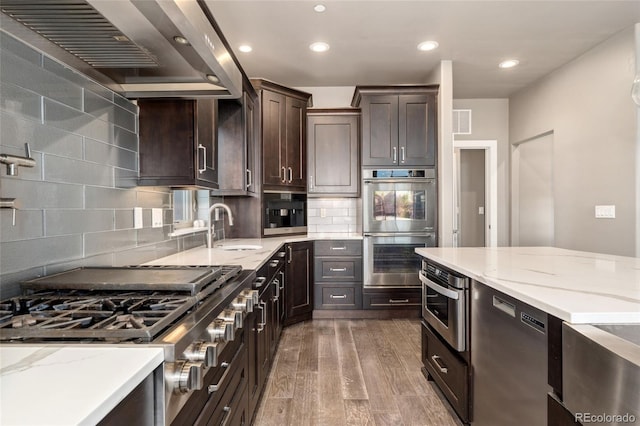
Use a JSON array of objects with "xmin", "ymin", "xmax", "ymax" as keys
[
  {"xmin": 252, "ymin": 79, "xmax": 312, "ymax": 192},
  {"xmin": 307, "ymin": 109, "xmax": 360, "ymax": 197},
  {"xmin": 214, "ymin": 89, "xmax": 259, "ymax": 195},
  {"xmin": 352, "ymin": 86, "xmax": 438, "ymax": 167},
  {"xmin": 138, "ymin": 99, "xmax": 218, "ymax": 189}
]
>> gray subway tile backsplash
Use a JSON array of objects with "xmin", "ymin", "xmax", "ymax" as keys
[
  {"xmin": 307, "ymin": 198, "xmax": 362, "ymax": 234},
  {"xmin": 0, "ymin": 34, "xmax": 190, "ymax": 297}
]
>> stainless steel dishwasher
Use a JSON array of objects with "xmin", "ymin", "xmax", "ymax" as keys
[{"xmin": 471, "ymin": 280, "xmax": 550, "ymax": 425}]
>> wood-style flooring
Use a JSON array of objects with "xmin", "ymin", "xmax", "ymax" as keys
[{"xmin": 254, "ymin": 319, "xmax": 462, "ymax": 426}]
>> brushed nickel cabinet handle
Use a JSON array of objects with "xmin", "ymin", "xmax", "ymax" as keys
[
  {"xmin": 330, "ymin": 294, "xmax": 347, "ymax": 299},
  {"xmin": 197, "ymin": 144, "xmax": 207, "ymax": 173},
  {"xmin": 392, "ymin": 146, "xmax": 397, "ymax": 163},
  {"xmin": 246, "ymin": 169, "xmax": 252, "ymax": 189},
  {"xmin": 329, "ymin": 267, "xmax": 347, "ymax": 272},
  {"xmin": 431, "ymin": 355, "xmax": 448, "ymax": 374},
  {"xmin": 281, "ymin": 166, "xmax": 287, "ymax": 183},
  {"xmin": 288, "ymin": 167, "xmax": 293, "ymax": 183},
  {"xmin": 389, "ymin": 299, "xmax": 409, "ymax": 304}
]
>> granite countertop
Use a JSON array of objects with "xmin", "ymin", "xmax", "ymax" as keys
[
  {"xmin": 145, "ymin": 233, "xmax": 363, "ymax": 270},
  {"xmin": 415, "ymin": 246, "xmax": 640, "ymax": 324},
  {"xmin": 0, "ymin": 346, "xmax": 163, "ymax": 425}
]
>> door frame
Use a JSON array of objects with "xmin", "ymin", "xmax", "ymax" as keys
[{"xmin": 452, "ymin": 140, "xmax": 498, "ymax": 247}]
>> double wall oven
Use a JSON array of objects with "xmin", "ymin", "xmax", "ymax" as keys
[{"xmin": 363, "ymin": 169, "xmax": 436, "ymax": 288}]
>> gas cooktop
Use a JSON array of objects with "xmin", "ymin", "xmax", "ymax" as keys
[{"xmin": 0, "ymin": 265, "xmax": 242, "ymax": 343}]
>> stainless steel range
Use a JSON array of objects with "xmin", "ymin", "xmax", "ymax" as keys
[{"xmin": 0, "ymin": 265, "xmax": 257, "ymax": 425}]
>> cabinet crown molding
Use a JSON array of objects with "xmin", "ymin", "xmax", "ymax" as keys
[
  {"xmin": 250, "ymin": 78, "xmax": 313, "ymax": 105},
  {"xmin": 351, "ymin": 84, "xmax": 439, "ymax": 107}
]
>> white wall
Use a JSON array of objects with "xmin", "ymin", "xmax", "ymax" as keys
[
  {"xmin": 453, "ymin": 99, "xmax": 510, "ymax": 246},
  {"xmin": 510, "ymin": 25, "xmax": 638, "ymax": 256}
]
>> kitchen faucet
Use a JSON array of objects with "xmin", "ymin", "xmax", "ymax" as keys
[{"xmin": 207, "ymin": 203, "xmax": 234, "ymax": 248}]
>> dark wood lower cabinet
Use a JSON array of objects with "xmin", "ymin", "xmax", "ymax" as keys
[
  {"xmin": 284, "ymin": 241, "xmax": 314, "ymax": 326},
  {"xmin": 363, "ymin": 287, "xmax": 421, "ymax": 311}
]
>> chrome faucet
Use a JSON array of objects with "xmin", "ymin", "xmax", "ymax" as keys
[{"xmin": 207, "ymin": 203, "xmax": 234, "ymax": 248}]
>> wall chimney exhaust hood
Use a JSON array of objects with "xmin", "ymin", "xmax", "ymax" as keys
[{"xmin": 0, "ymin": 0, "xmax": 243, "ymax": 99}]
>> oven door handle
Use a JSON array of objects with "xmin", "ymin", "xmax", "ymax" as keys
[
  {"xmin": 364, "ymin": 232, "xmax": 433, "ymax": 237},
  {"xmin": 363, "ymin": 178, "xmax": 435, "ymax": 184},
  {"xmin": 419, "ymin": 271, "xmax": 460, "ymax": 300}
]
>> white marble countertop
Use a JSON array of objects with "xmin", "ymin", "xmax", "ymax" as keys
[
  {"xmin": 146, "ymin": 233, "xmax": 363, "ymax": 270},
  {"xmin": 0, "ymin": 345, "xmax": 163, "ymax": 425},
  {"xmin": 415, "ymin": 246, "xmax": 640, "ymax": 324}
]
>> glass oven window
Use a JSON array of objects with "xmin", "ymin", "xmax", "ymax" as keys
[
  {"xmin": 426, "ymin": 286, "xmax": 450, "ymax": 327},
  {"xmin": 373, "ymin": 190, "xmax": 426, "ymax": 222},
  {"xmin": 373, "ymin": 243, "xmax": 422, "ymax": 273}
]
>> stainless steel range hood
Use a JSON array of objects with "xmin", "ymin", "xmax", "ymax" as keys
[{"xmin": 0, "ymin": 0, "xmax": 243, "ymax": 99}]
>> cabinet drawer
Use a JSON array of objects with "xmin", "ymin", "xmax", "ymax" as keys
[
  {"xmin": 314, "ymin": 283, "xmax": 362, "ymax": 310},
  {"xmin": 423, "ymin": 322, "xmax": 469, "ymax": 421},
  {"xmin": 363, "ymin": 288, "xmax": 421, "ymax": 310},
  {"xmin": 314, "ymin": 240, "xmax": 362, "ymax": 256},
  {"xmin": 314, "ymin": 258, "xmax": 362, "ymax": 281}
]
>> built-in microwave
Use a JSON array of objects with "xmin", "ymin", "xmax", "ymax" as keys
[{"xmin": 263, "ymin": 191, "xmax": 307, "ymax": 236}]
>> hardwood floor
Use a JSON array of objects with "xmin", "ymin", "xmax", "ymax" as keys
[{"xmin": 254, "ymin": 319, "xmax": 463, "ymax": 426}]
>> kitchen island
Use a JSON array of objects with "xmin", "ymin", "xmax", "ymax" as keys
[
  {"xmin": 416, "ymin": 246, "xmax": 640, "ymax": 425},
  {"xmin": 415, "ymin": 246, "xmax": 640, "ymax": 323}
]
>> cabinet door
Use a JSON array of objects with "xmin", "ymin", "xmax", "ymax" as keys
[
  {"xmin": 361, "ymin": 95, "xmax": 399, "ymax": 166},
  {"xmin": 308, "ymin": 114, "xmax": 359, "ymax": 196},
  {"xmin": 244, "ymin": 92, "xmax": 258, "ymax": 193},
  {"xmin": 262, "ymin": 90, "xmax": 287, "ymax": 187},
  {"xmin": 138, "ymin": 99, "xmax": 195, "ymax": 184},
  {"xmin": 398, "ymin": 94, "xmax": 436, "ymax": 166},
  {"xmin": 285, "ymin": 241, "xmax": 313, "ymax": 325},
  {"xmin": 195, "ymin": 98, "xmax": 218, "ymax": 185},
  {"xmin": 286, "ymin": 96, "xmax": 307, "ymax": 189}
]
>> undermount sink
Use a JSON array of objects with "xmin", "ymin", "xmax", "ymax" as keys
[{"xmin": 217, "ymin": 244, "xmax": 263, "ymax": 251}]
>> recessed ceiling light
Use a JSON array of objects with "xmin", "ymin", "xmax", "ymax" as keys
[
  {"xmin": 417, "ymin": 41, "xmax": 439, "ymax": 51},
  {"xmin": 238, "ymin": 45, "xmax": 253, "ymax": 53},
  {"xmin": 313, "ymin": 4, "xmax": 326, "ymax": 12},
  {"xmin": 309, "ymin": 42, "xmax": 330, "ymax": 53},
  {"xmin": 173, "ymin": 35, "xmax": 190, "ymax": 46},
  {"xmin": 206, "ymin": 74, "xmax": 220, "ymax": 84},
  {"xmin": 499, "ymin": 59, "xmax": 520, "ymax": 69}
]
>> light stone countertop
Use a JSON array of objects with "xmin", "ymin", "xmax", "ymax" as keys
[
  {"xmin": 0, "ymin": 346, "xmax": 163, "ymax": 425},
  {"xmin": 145, "ymin": 233, "xmax": 363, "ymax": 270},
  {"xmin": 415, "ymin": 246, "xmax": 640, "ymax": 324}
]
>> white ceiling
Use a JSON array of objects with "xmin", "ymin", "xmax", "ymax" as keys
[{"xmin": 205, "ymin": 0, "xmax": 640, "ymax": 98}]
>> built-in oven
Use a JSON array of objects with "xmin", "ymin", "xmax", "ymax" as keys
[
  {"xmin": 363, "ymin": 233, "xmax": 434, "ymax": 288},
  {"xmin": 363, "ymin": 168, "xmax": 437, "ymax": 288},
  {"xmin": 419, "ymin": 259, "xmax": 471, "ymax": 423},
  {"xmin": 362, "ymin": 168, "xmax": 436, "ymax": 234}
]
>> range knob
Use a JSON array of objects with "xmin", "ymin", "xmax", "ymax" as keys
[
  {"xmin": 207, "ymin": 318, "xmax": 234, "ymax": 342},
  {"xmin": 175, "ymin": 361, "xmax": 204, "ymax": 393},
  {"xmin": 219, "ymin": 309, "xmax": 243, "ymax": 329},
  {"xmin": 231, "ymin": 295, "xmax": 253, "ymax": 313},
  {"xmin": 241, "ymin": 289, "xmax": 259, "ymax": 306},
  {"xmin": 184, "ymin": 341, "xmax": 219, "ymax": 368}
]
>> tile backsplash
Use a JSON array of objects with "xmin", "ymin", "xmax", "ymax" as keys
[
  {"xmin": 0, "ymin": 33, "xmax": 201, "ymax": 297},
  {"xmin": 307, "ymin": 198, "xmax": 362, "ymax": 234}
]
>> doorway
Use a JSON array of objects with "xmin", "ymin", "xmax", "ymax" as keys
[{"xmin": 452, "ymin": 140, "xmax": 498, "ymax": 247}]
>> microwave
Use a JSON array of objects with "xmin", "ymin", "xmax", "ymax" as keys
[{"xmin": 263, "ymin": 191, "xmax": 307, "ymax": 236}]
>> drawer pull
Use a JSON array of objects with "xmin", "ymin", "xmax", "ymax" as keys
[
  {"xmin": 330, "ymin": 294, "xmax": 348, "ymax": 299},
  {"xmin": 207, "ymin": 361, "xmax": 231, "ymax": 393},
  {"xmin": 431, "ymin": 355, "xmax": 448, "ymax": 374},
  {"xmin": 330, "ymin": 246, "xmax": 347, "ymax": 251},
  {"xmin": 269, "ymin": 260, "xmax": 280, "ymax": 268},
  {"xmin": 389, "ymin": 299, "xmax": 409, "ymax": 304},
  {"xmin": 221, "ymin": 406, "xmax": 232, "ymax": 426},
  {"xmin": 254, "ymin": 277, "xmax": 266, "ymax": 288},
  {"xmin": 329, "ymin": 267, "xmax": 347, "ymax": 272}
]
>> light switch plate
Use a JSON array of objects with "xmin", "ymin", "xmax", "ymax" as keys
[
  {"xmin": 134, "ymin": 207, "xmax": 143, "ymax": 229},
  {"xmin": 595, "ymin": 205, "xmax": 616, "ymax": 219},
  {"xmin": 151, "ymin": 208, "xmax": 163, "ymax": 228}
]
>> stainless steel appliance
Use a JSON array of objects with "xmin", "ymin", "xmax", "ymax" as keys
[
  {"xmin": 419, "ymin": 259, "xmax": 471, "ymax": 423},
  {"xmin": 0, "ymin": 265, "xmax": 258, "ymax": 425},
  {"xmin": 562, "ymin": 323, "xmax": 640, "ymax": 425},
  {"xmin": 0, "ymin": 0, "xmax": 242, "ymax": 98},
  {"xmin": 471, "ymin": 280, "xmax": 549, "ymax": 426},
  {"xmin": 419, "ymin": 259, "xmax": 469, "ymax": 352},
  {"xmin": 363, "ymin": 169, "xmax": 436, "ymax": 288},
  {"xmin": 263, "ymin": 191, "xmax": 307, "ymax": 236}
]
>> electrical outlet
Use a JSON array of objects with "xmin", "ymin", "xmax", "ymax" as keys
[
  {"xmin": 134, "ymin": 207, "xmax": 143, "ymax": 229},
  {"xmin": 478, "ymin": 206, "xmax": 485, "ymax": 215},
  {"xmin": 595, "ymin": 205, "xmax": 616, "ymax": 219},
  {"xmin": 151, "ymin": 208, "xmax": 163, "ymax": 228}
]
